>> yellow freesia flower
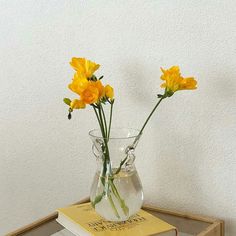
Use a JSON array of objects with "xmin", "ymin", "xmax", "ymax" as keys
[
  {"xmin": 70, "ymin": 99, "xmax": 86, "ymax": 109},
  {"xmin": 160, "ymin": 66, "xmax": 197, "ymax": 93},
  {"xmin": 105, "ymin": 85, "xmax": 114, "ymax": 99},
  {"xmin": 94, "ymin": 80, "xmax": 105, "ymax": 99},
  {"xmin": 68, "ymin": 72, "xmax": 88, "ymax": 95},
  {"xmin": 70, "ymin": 57, "xmax": 100, "ymax": 79},
  {"xmin": 80, "ymin": 83, "xmax": 100, "ymax": 104},
  {"xmin": 68, "ymin": 73, "xmax": 106, "ymax": 104}
]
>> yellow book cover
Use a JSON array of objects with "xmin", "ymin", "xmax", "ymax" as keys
[{"xmin": 57, "ymin": 203, "xmax": 177, "ymax": 236}]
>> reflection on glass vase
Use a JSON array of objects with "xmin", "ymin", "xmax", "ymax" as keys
[{"xmin": 89, "ymin": 128, "xmax": 144, "ymax": 221}]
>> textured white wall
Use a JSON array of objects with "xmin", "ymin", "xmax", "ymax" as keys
[{"xmin": 0, "ymin": 0, "xmax": 235, "ymax": 235}]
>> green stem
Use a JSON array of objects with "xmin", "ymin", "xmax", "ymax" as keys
[
  {"xmin": 108, "ymin": 192, "xmax": 120, "ymax": 219},
  {"xmin": 93, "ymin": 105, "xmax": 109, "ymax": 180},
  {"xmin": 138, "ymin": 96, "xmax": 164, "ymax": 136},
  {"xmin": 92, "ymin": 103, "xmax": 129, "ymax": 217},
  {"xmin": 109, "ymin": 179, "xmax": 129, "ymax": 216},
  {"xmin": 114, "ymin": 155, "xmax": 128, "ymax": 175},
  {"xmin": 115, "ymin": 96, "xmax": 165, "ymax": 176},
  {"xmin": 100, "ymin": 105, "xmax": 108, "ymax": 138},
  {"xmin": 92, "ymin": 106, "xmax": 102, "ymax": 130},
  {"xmin": 108, "ymin": 101, "xmax": 114, "ymax": 139},
  {"xmin": 97, "ymin": 105, "xmax": 107, "ymax": 141},
  {"xmin": 98, "ymin": 105, "xmax": 110, "ymax": 161}
]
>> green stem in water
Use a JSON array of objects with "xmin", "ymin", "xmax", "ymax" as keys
[
  {"xmin": 109, "ymin": 179, "xmax": 129, "ymax": 216},
  {"xmin": 108, "ymin": 192, "xmax": 120, "ymax": 219}
]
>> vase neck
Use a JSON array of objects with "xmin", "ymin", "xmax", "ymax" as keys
[{"xmin": 90, "ymin": 128, "xmax": 141, "ymax": 168}]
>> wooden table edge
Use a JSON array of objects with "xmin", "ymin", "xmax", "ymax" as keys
[{"xmin": 5, "ymin": 197, "xmax": 90, "ymax": 236}]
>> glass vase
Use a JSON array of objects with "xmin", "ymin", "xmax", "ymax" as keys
[{"xmin": 89, "ymin": 128, "xmax": 144, "ymax": 221}]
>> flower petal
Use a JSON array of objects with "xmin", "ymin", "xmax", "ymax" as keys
[
  {"xmin": 70, "ymin": 57, "xmax": 100, "ymax": 78},
  {"xmin": 105, "ymin": 85, "xmax": 114, "ymax": 99},
  {"xmin": 70, "ymin": 99, "xmax": 86, "ymax": 109}
]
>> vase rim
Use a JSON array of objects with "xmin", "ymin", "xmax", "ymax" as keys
[{"xmin": 89, "ymin": 127, "xmax": 141, "ymax": 140}]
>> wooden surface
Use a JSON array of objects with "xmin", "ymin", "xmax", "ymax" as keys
[
  {"xmin": 6, "ymin": 198, "xmax": 224, "ymax": 236},
  {"xmin": 144, "ymin": 205, "xmax": 224, "ymax": 236}
]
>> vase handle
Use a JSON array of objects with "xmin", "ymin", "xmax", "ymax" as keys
[
  {"xmin": 92, "ymin": 143, "xmax": 100, "ymax": 159},
  {"xmin": 125, "ymin": 146, "xmax": 136, "ymax": 170},
  {"xmin": 92, "ymin": 139, "xmax": 104, "ymax": 159}
]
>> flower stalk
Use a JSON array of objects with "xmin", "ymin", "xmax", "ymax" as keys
[{"xmin": 115, "ymin": 95, "xmax": 164, "ymax": 175}]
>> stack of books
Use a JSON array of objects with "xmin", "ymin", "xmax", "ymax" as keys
[{"xmin": 54, "ymin": 202, "xmax": 177, "ymax": 236}]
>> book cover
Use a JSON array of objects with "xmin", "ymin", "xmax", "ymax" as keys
[{"xmin": 56, "ymin": 203, "xmax": 177, "ymax": 236}]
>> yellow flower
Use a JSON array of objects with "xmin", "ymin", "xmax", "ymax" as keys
[
  {"xmin": 68, "ymin": 74, "xmax": 106, "ymax": 104},
  {"xmin": 80, "ymin": 83, "xmax": 100, "ymax": 104},
  {"xmin": 70, "ymin": 57, "xmax": 100, "ymax": 79},
  {"xmin": 70, "ymin": 99, "xmax": 86, "ymax": 109},
  {"xmin": 160, "ymin": 66, "xmax": 197, "ymax": 93},
  {"xmin": 105, "ymin": 85, "xmax": 114, "ymax": 99},
  {"xmin": 178, "ymin": 77, "xmax": 197, "ymax": 90},
  {"xmin": 68, "ymin": 72, "xmax": 88, "ymax": 95},
  {"xmin": 67, "ymin": 57, "xmax": 114, "ymax": 106},
  {"xmin": 94, "ymin": 80, "xmax": 105, "ymax": 99}
]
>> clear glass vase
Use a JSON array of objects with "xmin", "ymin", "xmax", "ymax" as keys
[{"xmin": 89, "ymin": 128, "xmax": 144, "ymax": 221}]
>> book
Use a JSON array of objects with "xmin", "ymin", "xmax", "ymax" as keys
[
  {"xmin": 50, "ymin": 230, "xmax": 194, "ymax": 236},
  {"xmin": 56, "ymin": 202, "xmax": 177, "ymax": 236}
]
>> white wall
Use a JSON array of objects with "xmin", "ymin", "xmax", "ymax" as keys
[{"xmin": 0, "ymin": 0, "xmax": 235, "ymax": 235}]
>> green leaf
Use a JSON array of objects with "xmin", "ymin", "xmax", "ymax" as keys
[
  {"xmin": 63, "ymin": 98, "xmax": 71, "ymax": 106},
  {"xmin": 92, "ymin": 193, "xmax": 104, "ymax": 207}
]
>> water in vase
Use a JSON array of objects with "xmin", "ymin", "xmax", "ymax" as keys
[{"xmin": 90, "ymin": 168, "xmax": 143, "ymax": 221}]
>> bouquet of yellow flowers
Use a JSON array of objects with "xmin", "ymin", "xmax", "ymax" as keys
[{"xmin": 64, "ymin": 57, "xmax": 197, "ymax": 221}]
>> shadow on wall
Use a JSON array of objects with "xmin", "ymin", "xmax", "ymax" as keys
[
  {"xmin": 206, "ymin": 71, "xmax": 236, "ymax": 100},
  {"xmin": 154, "ymin": 129, "xmax": 205, "ymax": 205},
  {"xmin": 143, "ymin": 68, "xmax": 236, "ymax": 235},
  {"xmin": 123, "ymin": 60, "xmax": 236, "ymax": 214}
]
